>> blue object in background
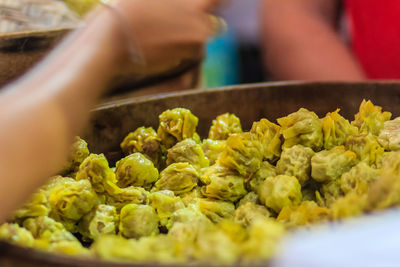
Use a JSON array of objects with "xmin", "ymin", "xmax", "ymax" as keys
[{"xmin": 202, "ymin": 29, "xmax": 240, "ymax": 88}]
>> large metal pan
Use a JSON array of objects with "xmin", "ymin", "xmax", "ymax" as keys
[{"xmin": 1, "ymin": 81, "xmax": 400, "ymax": 266}]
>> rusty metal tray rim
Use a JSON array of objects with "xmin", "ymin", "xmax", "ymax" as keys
[
  {"xmin": 0, "ymin": 27, "xmax": 74, "ymax": 40},
  {"xmin": 93, "ymin": 80, "xmax": 400, "ymax": 112}
]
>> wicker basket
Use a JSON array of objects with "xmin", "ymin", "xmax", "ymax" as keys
[{"xmin": 0, "ymin": 0, "xmax": 81, "ymax": 33}]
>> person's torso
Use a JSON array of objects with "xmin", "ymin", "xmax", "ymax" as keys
[{"xmin": 344, "ymin": 0, "xmax": 400, "ymax": 79}]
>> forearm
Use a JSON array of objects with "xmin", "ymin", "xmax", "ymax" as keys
[
  {"xmin": 0, "ymin": 0, "xmax": 219, "ymax": 221},
  {"xmin": 0, "ymin": 8, "xmax": 123, "ymax": 220},
  {"xmin": 261, "ymin": 1, "xmax": 366, "ymax": 81}
]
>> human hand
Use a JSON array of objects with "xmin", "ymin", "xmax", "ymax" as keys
[{"xmin": 109, "ymin": 0, "xmax": 222, "ymax": 74}]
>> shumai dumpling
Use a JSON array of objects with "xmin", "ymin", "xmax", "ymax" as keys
[
  {"xmin": 322, "ymin": 109, "xmax": 358, "ymax": 149},
  {"xmin": 0, "ymin": 223, "xmax": 34, "ymax": 247},
  {"xmin": 368, "ymin": 174, "xmax": 400, "ymax": 211},
  {"xmin": 192, "ymin": 226, "xmax": 239, "ymax": 265},
  {"xmin": 167, "ymin": 208, "xmax": 214, "ymax": 248},
  {"xmin": 197, "ymin": 198, "xmax": 235, "ymax": 224},
  {"xmin": 153, "ymin": 163, "xmax": 199, "ymax": 195},
  {"xmin": 233, "ymin": 202, "xmax": 270, "ymax": 227},
  {"xmin": 42, "ymin": 175, "xmax": 74, "ymax": 192},
  {"xmin": 25, "ymin": 217, "xmax": 90, "ymax": 256},
  {"xmin": 277, "ymin": 108, "xmax": 323, "ymax": 151},
  {"xmin": 217, "ymin": 219, "xmax": 248, "ymax": 243},
  {"xmin": 168, "ymin": 205, "xmax": 212, "ymax": 230},
  {"xmin": 23, "ymin": 216, "xmax": 77, "ymax": 244},
  {"xmin": 240, "ymin": 220, "xmax": 285, "ymax": 264},
  {"xmin": 352, "ymin": 99, "xmax": 391, "ymax": 136},
  {"xmin": 167, "ymin": 221, "xmax": 199, "ymax": 244},
  {"xmin": 247, "ymin": 161, "xmax": 276, "ymax": 193},
  {"xmin": 105, "ymin": 186, "xmax": 149, "ymax": 211},
  {"xmin": 346, "ymin": 133, "xmax": 385, "ymax": 167},
  {"xmin": 91, "ymin": 235, "xmax": 139, "ymax": 262},
  {"xmin": 378, "ymin": 117, "xmax": 400, "ymax": 151},
  {"xmin": 92, "ymin": 235, "xmax": 181, "ymax": 263},
  {"xmin": 330, "ymin": 192, "xmax": 367, "ymax": 220},
  {"xmin": 258, "ymin": 175, "xmax": 302, "ymax": 213},
  {"xmin": 180, "ymin": 187, "xmax": 203, "ymax": 206},
  {"xmin": 311, "ymin": 146, "xmax": 357, "ymax": 183},
  {"xmin": 148, "ymin": 190, "xmax": 185, "ymax": 227},
  {"xmin": 202, "ymin": 139, "xmax": 226, "ymax": 165},
  {"xmin": 13, "ymin": 189, "xmax": 50, "ymax": 221},
  {"xmin": 48, "ymin": 179, "xmax": 98, "ymax": 223},
  {"xmin": 78, "ymin": 204, "xmax": 118, "ymax": 240},
  {"xmin": 201, "ymin": 164, "xmax": 247, "ymax": 202},
  {"xmin": 208, "ymin": 113, "xmax": 242, "ymax": 140},
  {"xmin": 157, "ymin": 108, "xmax": 199, "ymax": 148},
  {"xmin": 237, "ymin": 191, "xmax": 259, "ymax": 207},
  {"xmin": 218, "ymin": 132, "xmax": 264, "ymax": 178},
  {"xmin": 277, "ymin": 201, "xmax": 329, "ymax": 227},
  {"xmin": 367, "ymin": 174, "xmax": 399, "ymax": 211},
  {"xmin": 319, "ymin": 179, "xmax": 343, "ymax": 207},
  {"xmin": 341, "ymin": 162, "xmax": 379, "ymax": 195},
  {"xmin": 75, "ymin": 153, "xmax": 116, "ymax": 194},
  {"xmin": 61, "ymin": 136, "xmax": 90, "ymax": 175},
  {"xmin": 119, "ymin": 204, "xmax": 159, "ymax": 239},
  {"xmin": 250, "ymin": 118, "xmax": 281, "ymax": 162},
  {"xmin": 120, "ymin": 127, "xmax": 163, "ymax": 168},
  {"xmin": 276, "ymin": 144, "xmax": 315, "ymax": 186},
  {"xmin": 367, "ymin": 152, "xmax": 400, "ymax": 210},
  {"xmin": 115, "ymin": 153, "xmax": 159, "ymax": 189},
  {"xmin": 167, "ymin": 139, "xmax": 209, "ymax": 170},
  {"xmin": 379, "ymin": 151, "xmax": 400, "ymax": 175}
]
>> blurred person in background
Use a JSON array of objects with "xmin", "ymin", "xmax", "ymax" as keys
[
  {"xmin": 203, "ymin": 0, "xmax": 268, "ymax": 87},
  {"xmin": 220, "ymin": 0, "xmax": 267, "ymax": 83},
  {"xmin": 261, "ymin": 0, "xmax": 400, "ymax": 81},
  {"xmin": 0, "ymin": 0, "xmax": 221, "ymax": 221}
]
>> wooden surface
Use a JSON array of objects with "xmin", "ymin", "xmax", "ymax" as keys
[{"xmin": 1, "ymin": 81, "xmax": 400, "ymax": 266}]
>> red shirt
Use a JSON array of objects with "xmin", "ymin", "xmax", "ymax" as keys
[{"xmin": 345, "ymin": 0, "xmax": 400, "ymax": 79}]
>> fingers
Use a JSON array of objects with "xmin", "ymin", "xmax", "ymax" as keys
[
  {"xmin": 208, "ymin": 15, "xmax": 227, "ymax": 36},
  {"xmin": 111, "ymin": 0, "xmax": 226, "ymax": 68},
  {"xmin": 179, "ymin": 43, "xmax": 206, "ymax": 60},
  {"xmin": 188, "ymin": 0, "xmax": 223, "ymax": 11},
  {"xmin": 202, "ymin": 0, "xmax": 223, "ymax": 11},
  {"xmin": 188, "ymin": 0, "xmax": 227, "ymax": 37}
]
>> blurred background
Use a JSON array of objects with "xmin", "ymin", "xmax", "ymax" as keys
[
  {"xmin": 1, "ymin": 0, "xmax": 399, "ymax": 90},
  {"xmin": 0, "ymin": 0, "xmax": 267, "ymax": 89},
  {"xmin": 202, "ymin": 0, "xmax": 266, "ymax": 87}
]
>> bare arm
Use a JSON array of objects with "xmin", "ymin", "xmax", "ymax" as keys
[
  {"xmin": 0, "ymin": 0, "xmax": 218, "ymax": 221},
  {"xmin": 261, "ymin": 0, "xmax": 366, "ymax": 81}
]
